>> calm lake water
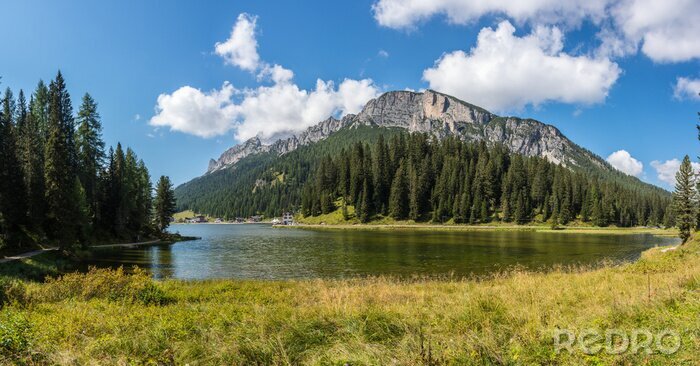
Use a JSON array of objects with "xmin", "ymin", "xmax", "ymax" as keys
[{"xmin": 84, "ymin": 224, "xmax": 679, "ymax": 280}]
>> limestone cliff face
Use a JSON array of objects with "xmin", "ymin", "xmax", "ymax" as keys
[{"xmin": 206, "ymin": 89, "xmax": 601, "ymax": 173}]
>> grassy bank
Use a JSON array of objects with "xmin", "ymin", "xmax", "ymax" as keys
[
  {"xmin": 1, "ymin": 235, "xmax": 698, "ymax": 364},
  {"xmin": 281, "ymin": 222, "xmax": 678, "ymax": 236},
  {"xmin": 292, "ymin": 209, "xmax": 678, "ymax": 236}
]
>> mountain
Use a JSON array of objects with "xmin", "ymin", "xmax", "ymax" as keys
[
  {"xmin": 176, "ymin": 90, "xmax": 669, "ymax": 222},
  {"xmin": 206, "ymin": 90, "xmax": 605, "ymax": 175}
]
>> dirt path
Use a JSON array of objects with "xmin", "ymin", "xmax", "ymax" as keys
[{"xmin": 0, "ymin": 239, "xmax": 162, "ymax": 264}]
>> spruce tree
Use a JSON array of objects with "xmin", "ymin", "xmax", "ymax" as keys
[
  {"xmin": 0, "ymin": 87, "xmax": 29, "ymax": 248},
  {"xmin": 19, "ymin": 94, "xmax": 46, "ymax": 230},
  {"xmin": 373, "ymin": 135, "xmax": 391, "ymax": 214},
  {"xmin": 672, "ymin": 155, "xmax": 696, "ymax": 243},
  {"xmin": 76, "ymin": 93, "xmax": 105, "ymax": 225},
  {"xmin": 44, "ymin": 75, "xmax": 84, "ymax": 249},
  {"xmin": 154, "ymin": 176, "xmax": 176, "ymax": 233},
  {"xmin": 388, "ymin": 159, "xmax": 409, "ymax": 220}
]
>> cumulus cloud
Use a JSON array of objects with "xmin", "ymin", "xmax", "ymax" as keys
[
  {"xmin": 372, "ymin": 0, "xmax": 700, "ymax": 63},
  {"xmin": 150, "ymin": 79, "xmax": 379, "ymax": 142},
  {"xmin": 651, "ymin": 158, "xmax": 700, "ymax": 186},
  {"xmin": 422, "ymin": 21, "xmax": 620, "ymax": 111},
  {"xmin": 152, "ymin": 14, "xmax": 381, "ymax": 142},
  {"xmin": 232, "ymin": 78, "xmax": 379, "ymax": 142},
  {"xmin": 674, "ymin": 77, "xmax": 700, "ymax": 101},
  {"xmin": 150, "ymin": 83, "xmax": 237, "ymax": 138},
  {"xmin": 606, "ymin": 150, "xmax": 643, "ymax": 176},
  {"xmin": 214, "ymin": 13, "xmax": 261, "ymax": 71},
  {"xmin": 612, "ymin": 0, "xmax": 700, "ymax": 62},
  {"xmin": 372, "ymin": 0, "xmax": 609, "ymax": 29}
]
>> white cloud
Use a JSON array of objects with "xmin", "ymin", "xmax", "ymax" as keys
[
  {"xmin": 674, "ymin": 77, "xmax": 700, "ymax": 101},
  {"xmin": 153, "ymin": 14, "xmax": 381, "ymax": 142},
  {"xmin": 150, "ymin": 83, "xmax": 237, "ymax": 138},
  {"xmin": 612, "ymin": 0, "xmax": 700, "ymax": 62},
  {"xmin": 214, "ymin": 13, "xmax": 261, "ymax": 71},
  {"xmin": 257, "ymin": 64, "xmax": 294, "ymax": 84},
  {"xmin": 651, "ymin": 158, "xmax": 700, "ymax": 186},
  {"xmin": 606, "ymin": 150, "xmax": 643, "ymax": 176},
  {"xmin": 372, "ymin": 0, "xmax": 700, "ymax": 63},
  {"xmin": 378, "ymin": 49, "xmax": 390, "ymax": 58},
  {"xmin": 232, "ymin": 78, "xmax": 379, "ymax": 142},
  {"xmin": 422, "ymin": 21, "xmax": 620, "ymax": 111},
  {"xmin": 372, "ymin": 0, "xmax": 609, "ymax": 30},
  {"xmin": 150, "ymin": 78, "xmax": 379, "ymax": 142}
]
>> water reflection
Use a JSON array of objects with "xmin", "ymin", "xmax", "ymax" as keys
[{"xmin": 81, "ymin": 224, "xmax": 680, "ymax": 280}]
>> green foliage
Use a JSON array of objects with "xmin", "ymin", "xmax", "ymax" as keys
[
  {"xmin": 33, "ymin": 266, "xmax": 169, "ymax": 305},
  {"xmin": 0, "ymin": 72, "xmax": 173, "ymax": 254},
  {"xmin": 155, "ymin": 176, "xmax": 177, "ymax": 233},
  {"xmin": 175, "ymin": 126, "xmax": 405, "ymax": 218},
  {"xmin": 0, "ymin": 311, "xmax": 32, "ymax": 359},
  {"xmin": 301, "ymin": 133, "xmax": 670, "ymax": 227},
  {"xmin": 672, "ymin": 155, "xmax": 696, "ymax": 243}
]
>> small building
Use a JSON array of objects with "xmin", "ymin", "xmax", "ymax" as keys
[
  {"xmin": 282, "ymin": 212, "xmax": 294, "ymax": 225},
  {"xmin": 188, "ymin": 215, "xmax": 206, "ymax": 223}
]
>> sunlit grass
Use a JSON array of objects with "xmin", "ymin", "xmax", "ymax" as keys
[{"xmin": 1, "ymin": 236, "xmax": 698, "ymax": 364}]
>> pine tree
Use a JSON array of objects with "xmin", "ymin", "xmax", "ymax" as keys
[
  {"xmin": 672, "ymin": 155, "xmax": 696, "ymax": 243},
  {"xmin": 154, "ymin": 176, "xmax": 176, "ymax": 233},
  {"xmin": 19, "ymin": 93, "xmax": 46, "ymax": 230},
  {"xmin": 0, "ymin": 87, "xmax": 29, "ymax": 248},
  {"xmin": 76, "ymin": 93, "xmax": 105, "ymax": 225},
  {"xmin": 388, "ymin": 159, "xmax": 409, "ymax": 219},
  {"xmin": 373, "ymin": 135, "xmax": 391, "ymax": 214},
  {"xmin": 44, "ymin": 74, "xmax": 84, "ymax": 249}
]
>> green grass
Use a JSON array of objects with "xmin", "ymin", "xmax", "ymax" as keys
[
  {"xmin": 294, "ymin": 207, "xmax": 678, "ymax": 236},
  {"xmin": 1, "ymin": 234, "xmax": 698, "ymax": 364}
]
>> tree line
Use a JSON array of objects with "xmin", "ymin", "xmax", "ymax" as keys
[
  {"xmin": 301, "ymin": 133, "xmax": 672, "ymax": 226},
  {"xmin": 0, "ymin": 72, "xmax": 176, "ymax": 253}
]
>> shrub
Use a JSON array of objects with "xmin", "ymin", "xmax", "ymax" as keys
[
  {"xmin": 0, "ymin": 278, "xmax": 27, "ymax": 307},
  {"xmin": 30, "ymin": 266, "xmax": 171, "ymax": 305},
  {"xmin": 0, "ymin": 311, "xmax": 31, "ymax": 357}
]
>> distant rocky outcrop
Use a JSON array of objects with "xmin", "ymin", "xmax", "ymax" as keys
[{"xmin": 206, "ymin": 89, "xmax": 603, "ymax": 174}]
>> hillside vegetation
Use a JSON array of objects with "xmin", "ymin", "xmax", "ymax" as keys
[
  {"xmin": 176, "ymin": 127, "xmax": 670, "ymax": 228},
  {"xmin": 1, "ymin": 235, "xmax": 697, "ymax": 364}
]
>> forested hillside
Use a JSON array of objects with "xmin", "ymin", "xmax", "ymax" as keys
[
  {"xmin": 0, "ymin": 72, "xmax": 171, "ymax": 254},
  {"xmin": 301, "ymin": 133, "xmax": 670, "ymax": 226},
  {"xmin": 175, "ymin": 126, "xmax": 405, "ymax": 218},
  {"xmin": 176, "ymin": 125, "xmax": 671, "ymax": 227}
]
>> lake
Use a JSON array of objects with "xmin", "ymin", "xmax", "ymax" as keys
[{"xmin": 82, "ymin": 224, "xmax": 680, "ymax": 280}]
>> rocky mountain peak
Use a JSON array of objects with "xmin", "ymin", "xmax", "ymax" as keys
[
  {"xmin": 205, "ymin": 89, "xmax": 602, "ymax": 174},
  {"xmin": 356, "ymin": 90, "xmax": 494, "ymax": 132}
]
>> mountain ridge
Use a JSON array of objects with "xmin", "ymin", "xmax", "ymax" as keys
[{"xmin": 206, "ymin": 89, "xmax": 611, "ymax": 176}]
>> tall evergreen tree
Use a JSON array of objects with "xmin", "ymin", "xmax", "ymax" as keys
[
  {"xmin": 76, "ymin": 93, "xmax": 105, "ymax": 225},
  {"xmin": 44, "ymin": 74, "xmax": 85, "ymax": 249},
  {"xmin": 155, "ymin": 176, "xmax": 177, "ymax": 233},
  {"xmin": 0, "ymin": 87, "xmax": 29, "ymax": 248},
  {"xmin": 19, "ymin": 93, "xmax": 46, "ymax": 230},
  {"xmin": 672, "ymin": 155, "xmax": 696, "ymax": 243},
  {"xmin": 388, "ymin": 159, "xmax": 409, "ymax": 219}
]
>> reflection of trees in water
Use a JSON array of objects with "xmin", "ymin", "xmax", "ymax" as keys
[{"xmin": 82, "ymin": 227, "xmax": 679, "ymax": 280}]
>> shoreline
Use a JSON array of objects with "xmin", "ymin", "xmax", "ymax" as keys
[{"xmin": 274, "ymin": 223, "xmax": 679, "ymax": 236}]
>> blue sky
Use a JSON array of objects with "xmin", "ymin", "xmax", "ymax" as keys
[{"xmin": 1, "ymin": 0, "xmax": 698, "ymax": 188}]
